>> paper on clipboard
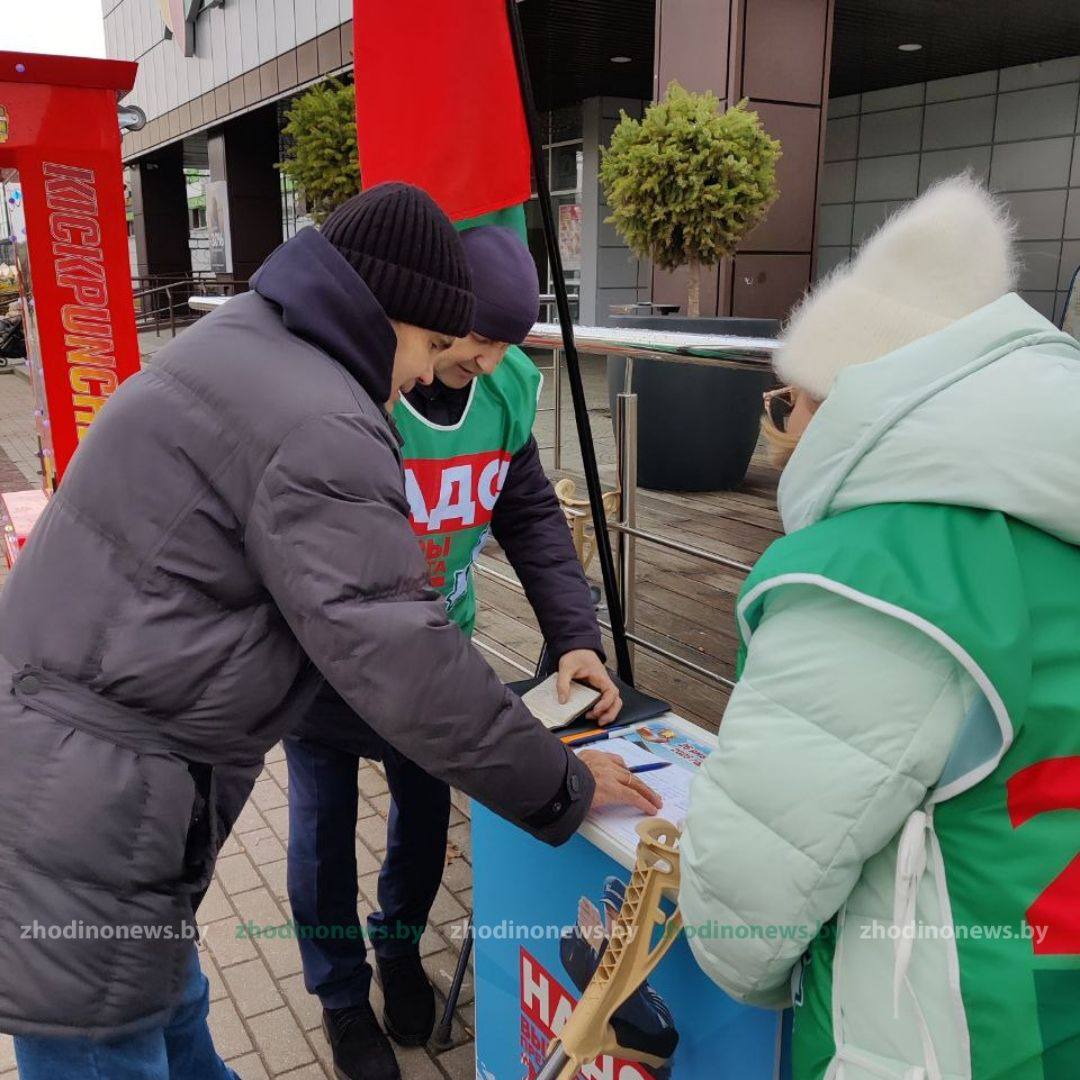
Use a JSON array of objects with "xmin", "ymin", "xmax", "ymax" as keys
[{"xmin": 575, "ymin": 736, "xmax": 695, "ymax": 851}]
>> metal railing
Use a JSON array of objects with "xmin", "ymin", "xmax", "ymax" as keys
[
  {"xmin": 480, "ymin": 323, "xmax": 780, "ymax": 690},
  {"xmin": 133, "ymin": 276, "xmax": 245, "ymax": 338},
  {"xmin": 161, "ymin": 294, "xmax": 783, "ymax": 689}
]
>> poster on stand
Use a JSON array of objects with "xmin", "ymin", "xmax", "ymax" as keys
[
  {"xmin": 558, "ymin": 203, "xmax": 582, "ymax": 272},
  {"xmin": 206, "ymin": 180, "xmax": 232, "ymax": 274},
  {"xmin": 472, "ymin": 802, "xmax": 784, "ymax": 1080}
]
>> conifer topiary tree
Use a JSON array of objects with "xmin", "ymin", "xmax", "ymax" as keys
[
  {"xmin": 278, "ymin": 79, "xmax": 360, "ymax": 223},
  {"xmin": 600, "ymin": 83, "xmax": 781, "ymax": 317}
]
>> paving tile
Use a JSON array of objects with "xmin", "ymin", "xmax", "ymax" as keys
[
  {"xmin": 263, "ymin": 804, "xmax": 291, "ymax": 842},
  {"xmin": 397, "ymin": 1046, "xmax": 445, "ymax": 1079},
  {"xmin": 247, "ymin": 1007, "xmax": 316, "ymax": 1074},
  {"xmin": 434, "ymin": 1010, "xmax": 473, "ymax": 1051},
  {"xmin": 358, "ymin": 871, "xmax": 382, "ymax": 909},
  {"xmin": 307, "ymin": 1025, "xmax": 334, "ymax": 1071},
  {"xmin": 456, "ymin": 1000, "xmax": 475, "ymax": 1034},
  {"xmin": 234, "ymin": 801, "xmax": 268, "ymax": 834},
  {"xmin": 266, "ymin": 743, "xmax": 286, "ymax": 765},
  {"xmin": 355, "ymin": 839, "xmax": 381, "ymax": 875},
  {"xmin": 199, "ymin": 879, "xmax": 236, "ymax": 923},
  {"xmin": 278, "ymin": 972, "xmax": 324, "ymax": 1032},
  {"xmin": 267, "ymin": 759, "xmax": 290, "ymax": 789},
  {"xmin": 437, "ymin": 1043, "xmax": 477, "ymax": 1080},
  {"xmin": 208, "ymin": 997, "xmax": 254, "ymax": 1058},
  {"xmin": 441, "ymin": 856, "xmax": 472, "ymax": 894},
  {"xmin": 420, "ymin": 926, "xmax": 447, "ymax": 958},
  {"xmin": 231, "ymin": 886, "xmax": 304, "ymax": 977},
  {"xmin": 357, "ymin": 815, "xmax": 387, "ymax": 853},
  {"xmin": 370, "ymin": 791, "xmax": 392, "ymax": 818},
  {"xmin": 0, "ymin": 1035, "xmax": 14, "ymax": 1071},
  {"xmin": 217, "ymin": 852, "xmax": 264, "ymax": 895},
  {"xmin": 219, "ymin": 833, "xmax": 245, "ymax": 858},
  {"xmin": 204, "ymin": 914, "xmax": 259, "ymax": 968},
  {"xmin": 276, "ymin": 1065, "xmax": 330, "ymax": 1079},
  {"xmin": 200, "ymin": 945, "xmax": 228, "ymax": 1001},
  {"xmin": 357, "ymin": 765, "xmax": 389, "ymax": 798},
  {"xmin": 423, "ymin": 950, "xmax": 473, "ymax": 1006},
  {"xmin": 233, "ymin": 885, "xmax": 287, "ymax": 931},
  {"xmin": 242, "ymin": 827, "xmax": 287, "ymax": 866},
  {"xmin": 225, "ymin": 1052, "xmax": 271, "ymax": 1080},
  {"xmin": 356, "ymin": 795, "xmax": 378, "ymax": 820},
  {"xmin": 222, "ymin": 957, "xmax": 286, "ymax": 1018},
  {"xmin": 256, "ymin": 921, "xmax": 306, "ymax": 980},
  {"xmin": 446, "ymin": 823, "xmax": 472, "ymax": 862},
  {"xmin": 430, "ymin": 886, "xmax": 468, "ymax": 927},
  {"xmin": 252, "ymin": 778, "xmax": 289, "ymax": 812},
  {"xmin": 259, "ymin": 858, "xmax": 291, "ymax": 902}
]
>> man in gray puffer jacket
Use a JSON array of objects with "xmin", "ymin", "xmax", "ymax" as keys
[{"xmin": 0, "ymin": 182, "xmax": 655, "ymax": 1079}]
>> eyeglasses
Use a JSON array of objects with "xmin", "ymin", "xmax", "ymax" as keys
[{"xmin": 762, "ymin": 385, "xmax": 796, "ymax": 432}]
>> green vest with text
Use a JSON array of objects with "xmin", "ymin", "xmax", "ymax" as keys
[
  {"xmin": 392, "ymin": 346, "xmax": 540, "ymax": 636},
  {"xmin": 737, "ymin": 502, "xmax": 1080, "ymax": 1080}
]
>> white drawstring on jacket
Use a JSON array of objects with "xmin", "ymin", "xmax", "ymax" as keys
[{"xmin": 891, "ymin": 807, "xmax": 943, "ymax": 1080}]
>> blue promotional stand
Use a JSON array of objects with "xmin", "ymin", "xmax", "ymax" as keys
[{"xmin": 470, "ymin": 714, "xmax": 786, "ymax": 1080}]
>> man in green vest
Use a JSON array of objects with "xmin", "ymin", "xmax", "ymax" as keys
[
  {"xmin": 285, "ymin": 225, "xmax": 635, "ymax": 1080},
  {"xmin": 680, "ymin": 176, "xmax": 1080, "ymax": 1079}
]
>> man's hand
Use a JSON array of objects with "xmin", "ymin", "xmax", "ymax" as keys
[
  {"xmin": 579, "ymin": 750, "xmax": 663, "ymax": 815},
  {"xmin": 557, "ymin": 649, "xmax": 622, "ymax": 724}
]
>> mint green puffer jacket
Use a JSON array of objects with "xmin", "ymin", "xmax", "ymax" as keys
[{"xmin": 679, "ymin": 294, "xmax": 1080, "ymax": 1080}]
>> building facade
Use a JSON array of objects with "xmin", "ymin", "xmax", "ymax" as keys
[{"xmin": 105, "ymin": 1, "xmax": 1080, "ymax": 327}]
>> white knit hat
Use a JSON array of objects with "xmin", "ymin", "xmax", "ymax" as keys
[{"xmin": 775, "ymin": 175, "xmax": 1017, "ymax": 400}]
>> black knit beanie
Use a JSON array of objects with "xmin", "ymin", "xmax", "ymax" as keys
[{"xmin": 321, "ymin": 182, "xmax": 475, "ymax": 337}]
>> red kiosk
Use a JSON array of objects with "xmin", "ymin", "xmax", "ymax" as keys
[{"xmin": 0, "ymin": 50, "xmax": 140, "ymax": 565}]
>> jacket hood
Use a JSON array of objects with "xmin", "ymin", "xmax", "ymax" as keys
[
  {"xmin": 779, "ymin": 293, "xmax": 1080, "ymax": 546},
  {"xmin": 251, "ymin": 226, "xmax": 397, "ymax": 405}
]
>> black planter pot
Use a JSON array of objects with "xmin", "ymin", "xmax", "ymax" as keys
[{"xmin": 607, "ymin": 315, "xmax": 779, "ymax": 492}]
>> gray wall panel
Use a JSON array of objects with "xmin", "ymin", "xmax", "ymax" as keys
[
  {"xmin": 240, "ymin": 0, "xmax": 262, "ymax": 73},
  {"xmin": 275, "ymin": 0, "xmax": 297, "ymax": 55},
  {"xmin": 295, "ymin": 0, "xmax": 317, "ymax": 46},
  {"xmin": 818, "ymin": 56, "xmax": 1080, "ymax": 323}
]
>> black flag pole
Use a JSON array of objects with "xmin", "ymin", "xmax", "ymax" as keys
[{"xmin": 505, "ymin": 0, "xmax": 634, "ymax": 685}]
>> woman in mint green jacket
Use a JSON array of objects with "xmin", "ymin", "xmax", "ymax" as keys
[{"xmin": 680, "ymin": 177, "xmax": 1080, "ymax": 1080}]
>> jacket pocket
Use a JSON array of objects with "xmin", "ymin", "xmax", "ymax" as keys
[{"xmin": 10, "ymin": 715, "xmax": 195, "ymax": 894}]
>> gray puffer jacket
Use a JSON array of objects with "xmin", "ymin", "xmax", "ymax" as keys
[{"xmin": 0, "ymin": 227, "xmax": 592, "ymax": 1039}]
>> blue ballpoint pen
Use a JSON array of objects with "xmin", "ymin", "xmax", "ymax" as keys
[{"xmin": 629, "ymin": 761, "xmax": 671, "ymax": 774}]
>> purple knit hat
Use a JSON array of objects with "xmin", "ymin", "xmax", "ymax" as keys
[{"xmin": 458, "ymin": 226, "xmax": 540, "ymax": 345}]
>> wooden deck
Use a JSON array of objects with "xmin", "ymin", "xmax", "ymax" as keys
[{"xmin": 473, "ymin": 352, "xmax": 782, "ymax": 733}]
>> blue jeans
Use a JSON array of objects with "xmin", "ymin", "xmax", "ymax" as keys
[
  {"xmin": 285, "ymin": 721, "xmax": 451, "ymax": 1010},
  {"xmin": 14, "ymin": 945, "xmax": 237, "ymax": 1080}
]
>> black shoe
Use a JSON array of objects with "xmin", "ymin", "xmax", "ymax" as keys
[
  {"xmin": 323, "ymin": 1002, "xmax": 402, "ymax": 1080},
  {"xmin": 376, "ymin": 952, "xmax": 436, "ymax": 1047}
]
